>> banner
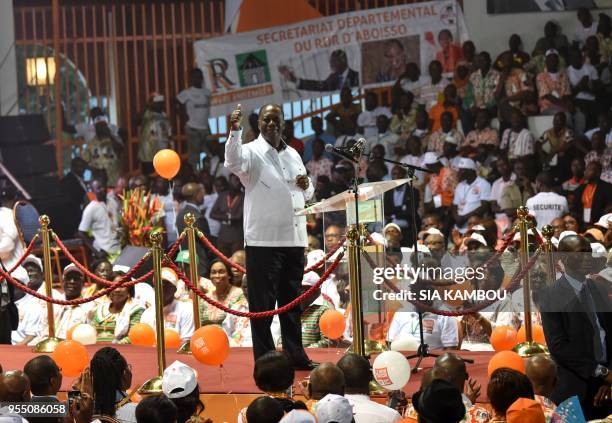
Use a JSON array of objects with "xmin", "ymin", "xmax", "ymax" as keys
[{"xmin": 194, "ymin": 0, "xmax": 468, "ymax": 117}]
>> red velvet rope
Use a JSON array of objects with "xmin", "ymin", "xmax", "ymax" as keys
[
  {"xmin": 0, "ymin": 235, "xmax": 40, "ymax": 282},
  {"xmin": 0, "ymin": 263, "xmax": 147, "ymax": 305},
  {"xmin": 196, "ymin": 230, "xmax": 345, "ymax": 275},
  {"xmin": 52, "ymin": 232, "xmax": 185, "ymax": 287},
  {"xmin": 163, "ymin": 249, "xmax": 345, "ymax": 319}
]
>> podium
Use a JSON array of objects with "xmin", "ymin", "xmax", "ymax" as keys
[{"xmin": 297, "ymin": 178, "xmax": 411, "ymax": 356}]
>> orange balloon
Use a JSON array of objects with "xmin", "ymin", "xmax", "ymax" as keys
[
  {"xmin": 129, "ymin": 323, "xmax": 156, "ymax": 346},
  {"xmin": 319, "ymin": 309, "xmax": 346, "ymax": 340},
  {"xmin": 164, "ymin": 328, "xmax": 181, "ymax": 348},
  {"xmin": 190, "ymin": 325, "xmax": 229, "ymax": 366},
  {"xmin": 487, "ymin": 350, "xmax": 525, "ymax": 377},
  {"xmin": 516, "ymin": 324, "xmax": 546, "ymax": 345},
  {"xmin": 66, "ymin": 324, "xmax": 78, "ymax": 341},
  {"xmin": 52, "ymin": 340, "xmax": 89, "ymax": 377},
  {"xmin": 490, "ymin": 326, "xmax": 518, "ymax": 352},
  {"xmin": 153, "ymin": 149, "xmax": 181, "ymax": 180}
]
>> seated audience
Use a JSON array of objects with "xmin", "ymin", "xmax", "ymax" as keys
[{"xmin": 199, "ymin": 260, "xmax": 246, "ymax": 326}]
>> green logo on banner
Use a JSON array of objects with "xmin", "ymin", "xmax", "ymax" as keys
[{"xmin": 235, "ymin": 50, "xmax": 271, "ymax": 87}]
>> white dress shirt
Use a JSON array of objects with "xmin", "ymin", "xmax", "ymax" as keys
[
  {"xmin": 140, "ymin": 299, "xmax": 194, "ymax": 341},
  {"xmin": 386, "ymin": 310, "xmax": 458, "ymax": 349},
  {"xmin": 12, "ymin": 294, "xmax": 42, "ymax": 344},
  {"xmin": 344, "ymin": 394, "xmax": 402, "ymax": 423},
  {"xmin": 225, "ymin": 130, "xmax": 314, "ymax": 247}
]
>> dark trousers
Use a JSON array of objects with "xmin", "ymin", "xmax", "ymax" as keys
[
  {"xmin": 245, "ymin": 246, "xmax": 310, "ymax": 363},
  {"xmin": 0, "ymin": 307, "xmax": 12, "ymax": 344}
]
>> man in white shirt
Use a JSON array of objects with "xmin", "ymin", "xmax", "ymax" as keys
[
  {"xmin": 526, "ymin": 171, "xmax": 568, "ymax": 230},
  {"xmin": 489, "ymin": 157, "xmax": 517, "ymax": 233},
  {"xmin": 387, "ymin": 307, "xmax": 459, "ymax": 350},
  {"xmin": 225, "ymin": 104, "xmax": 316, "ymax": 369},
  {"xmin": 176, "ymin": 68, "xmax": 211, "ymax": 170},
  {"xmin": 36, "ymin": 265, "xmax": 93, "ymax": 341},
  {"xmin": 575, "ymin": 7, "xmax": 597, "ymax": 47},
  {"xmin": 365, "ymin": 115, "xmax": 400, "ymax": 159},
  {"xmin": 74, "ymin": 107, "xmax": 119, "ymax": 143},
  {"xmin": 357, "ymin": 92, "xmax": 392, "ymax": 139},
  {"xmin": 567, "ymin": 47, "xmax": 599, "ymax": 133},
  {"xmin": 11, "ymin": 267, "xmax": 42, "ymax": 346},
  {"xmin": 337, "ymin": 353, "xmax": 402, "ymax": 423},
  {"xmin": 452, "ymin": 158, "xmax": 491, "ymax": 232},
  {"xmin": 585, "ymin": 112, "xmax": 612, "ymax": 148},
  {"xmin": 140, "ymin": 267, "xmax": 194, "ymax": 343},
  {"xmin": 78, "ymin": 178, "xmax": 121, "ymax": 259}
]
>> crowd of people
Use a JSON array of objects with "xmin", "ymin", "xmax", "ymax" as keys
[{"xmin": 1, "ymin": 5, "xmax": 612, "ymax": 423}]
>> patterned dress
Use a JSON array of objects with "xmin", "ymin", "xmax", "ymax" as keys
[
  {"xmin": 198, "ymin": 285, "xmax": 246, "ymax": 326},
  {"xmin": 90, "ymin": 301, "xmax": 144, "ymax": 344}
]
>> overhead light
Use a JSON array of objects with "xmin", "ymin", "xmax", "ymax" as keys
[{"xmin": 26, "ymin": 57, "xmax": 56, "ymax": 86}]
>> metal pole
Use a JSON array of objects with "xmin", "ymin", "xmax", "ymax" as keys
[
  {"xmin": 52, "ymin": 0, "xmax": 63, "ymax": 176},
  {"xmin": 347, "ymin": 224, "xmax": 364, "ymax": 357},
  {"xmin": 513, "ymin": 206, "xmax": 548, "ymax": 357},
  {"xmin": 178, "ymin": 213, "xmax": 200, "ymax": 354},
  {"xmin": 541, "ymin": 224, "xmax": 556, "ymax": 285},
  {"xmin": 33, "ymin": 215, "xmax": 61, "ymax": 352},
  {"xmin": 139, "ymin": 230, "xmax": 166, "ymax": 394}
]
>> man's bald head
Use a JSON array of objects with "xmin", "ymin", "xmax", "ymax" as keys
[
  {"xmin": 433, "ymin": 352, "xmax": 468, "ymax": 392},
  {"xmin": 0, "ymin": 371, "xmax": 31, "ymax": 402},
  {"xmin": 558, "ymin": 234, "xmax": 591, "ymax": 253},
  {"xmin": 525, "ymin": 354, "xmax": 557, "ymax": 397},
  {"xmin": 308, "ymin": 363, "xmax": 345, "ymax": 400},
  {"xmin": 181, "ymin": 183, "xmax": 203, "ymax": 202}
]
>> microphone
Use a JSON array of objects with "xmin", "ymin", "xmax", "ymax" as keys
[
  {"xmin": 349, "ymin": 137, "xmax": 366, "ymax": 155},
  {"xmin": 325, "ymin": 144, "xmax": 359, "ymax": 163}
]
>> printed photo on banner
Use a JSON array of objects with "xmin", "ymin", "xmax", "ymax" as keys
[
  {"xmin": 195, "ymin": 0, "xmax": 468, "ymax": 117},
  {"xmin": 277, "ymin": 46, "xmax": 361, "ymax": 99},
  {"xmin": 487, "ymin": 0, "xmax": 612, "ymax": 13},
  {"xmin": 360, "ymin": 36, "xmax": 420, "ymax": 85}
]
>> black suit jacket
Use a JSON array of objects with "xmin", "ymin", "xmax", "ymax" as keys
[
  {"xmin": 298, "ymin": 68, "xmax": 359, "ymax": 92},
  {"xmin": 383, "ymin": 185, "xmax": 420, "ymax": 245},
  {"xmin": 28, "ymin": 396, "xmax": 62, "ymax": 423},
  {"xmin": 176, "ymin": 203, "xmax": 211, "ymax": 277},
  {"xmin": 540, "ymin": 276, "xmax": 612, "ymax": 415},
  {"xmin": 572, "ymin": 180, "xmax": 612, "ymax": 224}
]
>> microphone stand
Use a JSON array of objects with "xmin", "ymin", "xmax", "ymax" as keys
[{"xmin": 375, "ymin": 157, "xmax": 473, "ymax": 371}]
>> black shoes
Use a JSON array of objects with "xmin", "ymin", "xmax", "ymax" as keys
[{"xmin": 293, "ymin": 360, "xmax": 319, "ymax": 371}]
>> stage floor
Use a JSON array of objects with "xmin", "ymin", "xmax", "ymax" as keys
[{"xmin": 0, "ymin": 345, "xmax": 494, "ymax": 397}]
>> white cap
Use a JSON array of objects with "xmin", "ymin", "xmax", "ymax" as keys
[
  {"xmin": 315, "ymin": 394, "xmax": 353, "ymax": 423},
  {"xmin": 471, "ymin": 224, "xmax": 486, "ymax": 231},
  {"xmin": 153, "ymin": 94, "xmax": 164, "ymax": 102},
  {"xmin": 466, "ymin": 232, "xmax": 487, "ymax": 247},
  {"xmin": 162, "ymin": 361, "xmax": 198, "ymax": 399},
  {"xmin": 559, "ymin": 230, "xmax": 578, "ymax": 241},
  {"xmin": 425, "ymin": 227, "xmax": 444, "ymax": 236},
  {"xmin": 63, "ymin": 263, "xmax": 83, "ymax": 277},
  {"xmin": 23, "ymin": 254, "xmax": 43, "ymax": 271},
  {"xmin": 93, "ymin": 115, "xmax": 108, "ymax": 124},
  {"xmin": 306, "ymin": 250, "xmax": 325, "ymax": 269},
  {"xmin": 406, "ymin": 244, "xmax": 431, "ymax": 253},
  {"xmin": 551, "ymin": 236, "xmax": 559, "ymax": 248},
  {"xmin": 591, "ymin": 242, "xmax": 607, "ymax": 256},
  {"xmin": 11, "ymin": 266, "xmax": 29, "ymax": 285},
  {"xmin": 423, "ymin": 152, "xmax": 440, "ymax": 165},
  {"xmin": 280, "ymin": 410, "xmax": 317, "ymax": 423},
  {"xmin": 595, "ymin": 213, "xmax": 612, "ymax": 229},
  {"xmin": 383, "ymin": 223, "xmax": 402, "ymax": 234},
  {"xmin": 302, "ymin": 271, "xmax": 319, "ymax": 287},
  {"xmin": 161, "ymin": 267, "xmax": 178, "ymax": 287},
  {"xmin": 456, "ymin": 157, "xmax": 476, "ymax": 170},
  {"xmin": 113, "ymin": 264, "xmax": 131, "ymax": 273},
  {"xmin": 545, "ymin": 48, "xmax": 559, "ymax": 57},
  {"xmin": 512, "ymin": 228, "xmax": 540, "ymax": 242}
]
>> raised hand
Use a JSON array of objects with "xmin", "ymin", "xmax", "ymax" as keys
[{"xmin": 230, "ymin": 104, "xmax": 243, "ymax": 131}]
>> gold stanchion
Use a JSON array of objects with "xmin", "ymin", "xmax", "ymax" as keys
[
  {"xmin": 139, "ymin": 230, "xmax": 166, "ymax": 395},
  {"xmin": 33, "ymin": 215, "xmax": 62, "ymax": 353},
  {"xmin": 347, "ymin": 224, "xmax": 365, "ymax": 357},
  {"xmin": 541, "ymin": 225, "xmax": 556, "ymax": 285},
  {"xmin": 178, "ymin": 213, "xmax": 201, "ymax": 354},
  {"xmin": 513, "ymin": 207, "xmax": 548, "ymax": 357}
]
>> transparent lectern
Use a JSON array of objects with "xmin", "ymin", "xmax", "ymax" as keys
[{"xmin": 297, "ymin": 178, "xmax": 411, "ymax": 356}]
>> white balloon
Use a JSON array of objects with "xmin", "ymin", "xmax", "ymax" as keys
[
  {"xmin": 391, "ymin": 337, "xmax": 420, "ymax": 352},
  {"xmin": 372, "ymin": 351, "xmax": 411, "ymax": 391},
  {"xmin": 71, "ymin": 324, "xmax": 97, "ymax": 345}
]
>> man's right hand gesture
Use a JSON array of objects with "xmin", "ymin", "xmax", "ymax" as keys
[{"xmin": 230, "ymin": 104, "xmax": 242, "ymax": 131}]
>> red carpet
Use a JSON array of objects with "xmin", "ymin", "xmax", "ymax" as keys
[{"xmin": 0, "ymin": 345, "xmax": 494, "ymax": 399}]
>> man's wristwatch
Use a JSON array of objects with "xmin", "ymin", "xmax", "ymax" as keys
[{"xmin": 595, "ymin": 365, "xmax": 609, "ymax": 379}]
